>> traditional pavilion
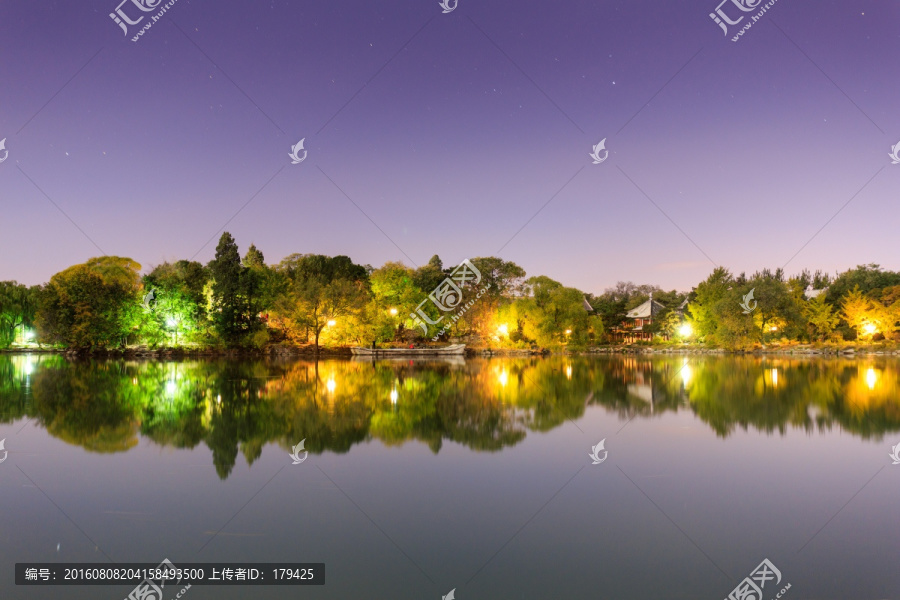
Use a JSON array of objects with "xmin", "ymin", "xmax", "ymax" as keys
[{"xmin": 611, "ymin": 293, "xmax": 668, "ymax": 343}]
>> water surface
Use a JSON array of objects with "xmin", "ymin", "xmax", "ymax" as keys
[{"xmin": 1, "ymin": 354, "xmax": 898, "ymax": 599}]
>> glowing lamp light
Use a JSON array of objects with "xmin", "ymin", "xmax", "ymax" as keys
[
  {"xmin": 678, "ymin": 323, "xmax": 692, "ymax": 337},
  {"xmin": 564, "ymin": 329, "xmax": 572, "ymax": 335},
  {"xmin": 863, "ymin": 323, "xmax": 877, "ymax": 335},
  {"xmin": 389, "ymin": 308, "xmax": 398, "ymax": 316},
  {"xmin": 497, "ymin": 324, "xmax": 509, "ymax": 336},
  {"xmin": 769, "ymin": 326, "xmax": 778, "ymax": 332},
  {"xmin": 327, "ymin": 320, "xmax": 337, "ymax": 327}
]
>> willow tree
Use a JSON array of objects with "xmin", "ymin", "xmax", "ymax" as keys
[{"xmin": 0, "ymin": 281, "xmax": 37, "ymax": 348}]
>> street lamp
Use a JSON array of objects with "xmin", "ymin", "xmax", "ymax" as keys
[{"xmin": 166, "ymin": 317, "xmax": 180, "ymax": 346}]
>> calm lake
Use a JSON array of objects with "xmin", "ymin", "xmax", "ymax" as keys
[{"xmin": 1, "ymin": 354, "xmax": 898, "ymax": 599}]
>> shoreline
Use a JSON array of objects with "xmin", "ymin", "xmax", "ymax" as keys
[{"xmin": 2, "ymin": 343, "xmax": 899, "ymax": 359}]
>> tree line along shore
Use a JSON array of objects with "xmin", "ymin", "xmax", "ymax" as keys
[{"xmin": 1, "ymin": 232, "xmax": 899, "ymax": 353}]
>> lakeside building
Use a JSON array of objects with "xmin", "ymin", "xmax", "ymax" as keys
[{"xmin": 611, "ymin": 293, "xmax": 668, "ymax": 343}]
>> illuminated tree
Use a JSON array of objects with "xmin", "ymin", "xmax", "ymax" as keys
[
  {"xmin": 686, "ymin": 267, "xmax": 733, "ymax": 343},
  {"xmin": 368, "ymin": 262, "xmax": 422, "ymax": 342},
  {"xmin": 272, "ymin": 254, "xmax": 370, "ymax": 351},
  {"xmin": 519, "ymin": 276, "xmax": 599, "ymax": 348},
  {"xmin": 802, "ymin": 294, "xmax": 840, "ymax": 342},
  {"xmin": 841, "ymin": 286, "xmax": 875, "ymax": 340},
  {"xmin": 0, "ymin": 281, "xmax": 37, "ymax": 348},
  {"xmin": 35, "ymin": 257, "xmax": 142, "ymax": 349}
]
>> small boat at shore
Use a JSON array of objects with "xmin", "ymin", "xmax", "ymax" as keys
[{"xmin": 350, "ymin": 344, "xmax": 466, "ymax": 356}]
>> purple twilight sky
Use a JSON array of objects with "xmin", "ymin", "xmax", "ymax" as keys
[{"xmin": 1, "ymin": 0, "xmax": 898, "ymax": 293}]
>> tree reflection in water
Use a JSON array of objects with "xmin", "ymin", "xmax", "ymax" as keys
[{"xmin": 1, "ymin": 354, "xmax": 897, "ymax": 478}]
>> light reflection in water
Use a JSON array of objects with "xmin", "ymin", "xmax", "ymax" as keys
[
  {"xmin": 0, "ymin": 355, "xmax": 898, "ymax": 479},
  {"xmin": 866, "ymin": 368, "xmax": 877, "ymax": 390},
  {"xmin": 680, "ymin": 362, "xmax": 692, "ymax": 386}
]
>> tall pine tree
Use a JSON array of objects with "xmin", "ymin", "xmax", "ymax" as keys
[{"xmin": 209, "ymin": 232, "xmax": 245, "ymax": 346}]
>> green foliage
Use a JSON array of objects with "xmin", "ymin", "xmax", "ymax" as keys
[
  {"xmin": 519, "ymin": 276, "xmax": 600, "ymax": 348},
  {"xmin": 826, "ymin": 264, "xmax": 900, "ymax": 305},
  {"xmin": 841, "ymin": 286, "xmax": 873, "ymax": 340},
  {"xmin": 368, "ymin": 262, "xmax": 422, "ymax": 342},
  {"xmin": 803, "ymin": 293, "xmax": 840, "ymax": 341},
  {"xmin": 35, "ymin": 257, "xmax": 142, "ymax": 349},
  {"xmin": 0, "ymin": 281, "xmax": 38, "ymax": 348},
  {"xmin": 412, "ymin": 255, "xmax": 446, "ymax": 293},
  {"xmin": 277, "ymin": 253, "xmax": 368, "ymax": 284},
  {"xmin": 15, "ymin": 236, "xmax": 900, "ymax": 350},
  {"xmin": 207, "ymin": 233, "xmax": 269, "ymax": 347},
  {"xmin": 273, "ymin": 254, "xmax": 370, "ymax": 350},
  {"xmin": 686, "ymin": 267, "xmax": 733, "ymax": 343},
  {"xmin": 139, "ymin": 260, "xmax": 211, "ymax": 346},
  {"xmin": 209, "ymin": 233, "xmax": 245, "ymax": 345},
  {"xmin": 748, "ymin": 269, "xmax": 804, "ymax": 342},
  {"xmin": 462, "ymin": 257, "xmax": 525, "ymax": 337}
]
